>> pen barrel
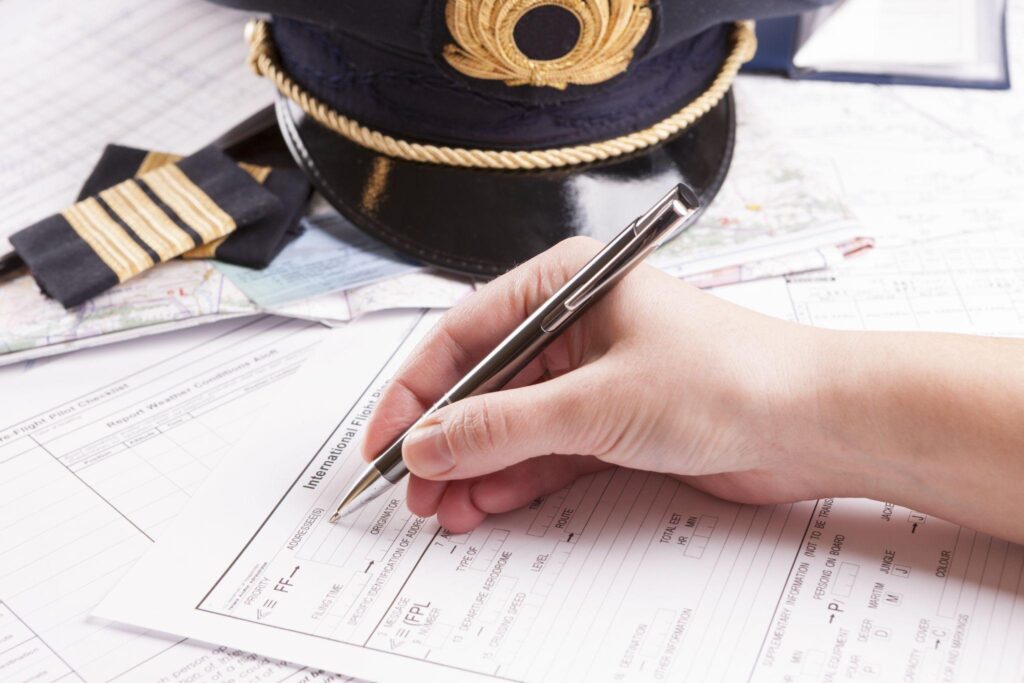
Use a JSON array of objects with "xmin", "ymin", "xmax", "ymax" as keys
[
  {"xmin": 370, "ymin": 319, "xmax": 553, "ymax": 485},
  {"xmin": 367, "ymin": 184, "xmax": 700, "ymax": 487},
  {"xmin": 375, "ymin": 435, "xmax": 412, "ymax": 482}
]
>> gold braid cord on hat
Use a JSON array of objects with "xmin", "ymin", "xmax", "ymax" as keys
[
  {"xmin": 244, "ymin": 18, "xmax": 757, "ymax": 170},
  {"xmin": 443, "ymin": 0, "xmax": 653, "ymax": 89}
]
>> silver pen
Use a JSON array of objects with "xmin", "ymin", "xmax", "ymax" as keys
[{"xmin": 330, "ymin": 184, "xmax": 701, "ymax": 522}]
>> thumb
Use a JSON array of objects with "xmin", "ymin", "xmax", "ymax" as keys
[{"xmin": 402, "ymin": 368, "xmax": 614, "ymax": 481}]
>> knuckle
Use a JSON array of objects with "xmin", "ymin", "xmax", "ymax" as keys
[
  {"xmin": 504, "ymin": 238, "xmax": 602, "ymax": 320},
  {"xmin": 447, "ymin": 396, "xmax": 507, "ymax": 458},
  {"xmin": 376, "ymin": 378, "xmax": 428, "ymax": 428},
  {"xmin": 434, "ymin": 324, "xmax": 471, "ymax": 373},
  {"xmin": 507, "ymin": 258, "xmax": 558, "ymax": 322}
]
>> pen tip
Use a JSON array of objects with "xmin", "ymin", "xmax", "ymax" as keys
[{"xmin": 328, "ymin": 466, "xmax": 389, "ymax": 525}]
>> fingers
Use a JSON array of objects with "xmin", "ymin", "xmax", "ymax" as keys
[
  {"xmin": 402, "ymin": 367, "xmax": 615, "ymax": 481},
  {"xmin": 421, "ymin": 456, "xmax": 610, "ymax": 532},
  {"xmin": 435, "ymin": 480, "xmax": 487, "ymax": 533},
  {"xmin": 405, "ymin": 458, "xmax": 600, "ymax": 524},
  {"xmin": 360, "ymin": 378, "xmax": 429, "ymax": 463},
  {"xmin": 469, "ymin": 455, "xmax": 609, "ymax": 514},
  {"xmin": 361, "ymin": 236, "xmax": 602, "ymax": 461},
  {"xmin": 405, "ymin": 474, "xmax": 447, "ymax": 518}
]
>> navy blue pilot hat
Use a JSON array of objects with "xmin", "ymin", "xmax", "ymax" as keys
[{"xmin": 210, "ymin": 0, "xmax": 831, "ymax": 277}]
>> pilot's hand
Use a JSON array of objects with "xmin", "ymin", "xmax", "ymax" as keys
[{"xmin": 362, "ymin": 237, "xmax": 850, "ymax": 532}]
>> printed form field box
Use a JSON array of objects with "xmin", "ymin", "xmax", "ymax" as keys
[
  {"xmin": 468, "ymin": 528, "xmax": 510, "ymax": 570},
  {"xmin": 526, "ymin": 489, "xmax": 568, "ymax": 537},
  {"xmin": 833, "ymin": 562, "xmax": 860, "ymax": 597},
  {"xmin": 684, "ymin": 515, "xmax": 718, "ymax": 559}
]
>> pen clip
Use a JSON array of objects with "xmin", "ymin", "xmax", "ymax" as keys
[
  {"xmin": 539, "ymin": 226, "xmax": 648, "ymax": 333},
  {"xmin": 540, "ymin": 192, "xmax": 693, "ymax": 333},
  {"xmin": 564, "ymin": 196, "xmax": 691, "ymax": 309},
  {"xmin": 560, "ymin": 226, "xmax": 649, "ymax": 313}
]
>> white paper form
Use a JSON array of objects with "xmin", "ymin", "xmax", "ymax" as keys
[
  {"xmin": 91, "ymin": 311, "xmax": 809, "ymax": 682},
  {"xmin": 0, "ymin": 314, "xmax": 380, "ymax": 682},
  {"xmin": 95, "ymin": 296, "xmax": 1024, "ymax": 682}
]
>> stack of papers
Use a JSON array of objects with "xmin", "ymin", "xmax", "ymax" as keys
[
  {"xmin": 0, "ymin": 316, "xmax": 350, "ymax": 681},
  {"xmin": 215, "ymin": 215, "xmax": 422, "ymax": 310},
  {"xmin": 0, "ymin": 260, "xmax": 257, "ymax": 364},
  {"xmin": 7, "ymin": 223, "xmax": 1024, "ymax": 681}
]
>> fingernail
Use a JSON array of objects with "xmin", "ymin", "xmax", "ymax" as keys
[{"xmin": 404, "ymin": 422, "xmax": 454, "ymax": 477}]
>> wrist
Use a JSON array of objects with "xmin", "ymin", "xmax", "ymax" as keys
[
  {"xmin": 792, "ymin": 328, "xmax": 923, "ymax": 501},
  {"xmin": 761, "ymin": 325, "xmax": 900, "ymax": 500}
]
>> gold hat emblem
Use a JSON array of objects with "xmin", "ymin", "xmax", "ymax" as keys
[{"xmin": 443, "ymin": 0, "xmax": 652, "ymax": 90}]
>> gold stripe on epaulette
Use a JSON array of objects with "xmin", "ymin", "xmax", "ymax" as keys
[
  {"xmin": 99, "ymin": 182, "xmax": 197, "ymax": 260},
  {"xmin": 178, "ymin": 163, "xmax": 268, "ymax": 260},
  {"xmin": 62, "ymin": 198, "xmax": 154, "ymax": 282},
  {"xmin": 136, "ymin": 154, "xmax": 271, "ymax": 261},
  {"xmin": 238, "ymin": 162, "xmax": 272, "ymax": 184},
  {"xmin": 144, "ymin": 165, "xmax": 237, "ymax": 244},
  {"xmin": 139, "ymin": 153, "xmax": 273, "ymax": 186},
  {"xmin": 138, "ymin": 151, "xmax": 183, "ymax": 175},
  {"xmin": 181, "ymin": 236, "xmax": 225, "ymax": 259}
]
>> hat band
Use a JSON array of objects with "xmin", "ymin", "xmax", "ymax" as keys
[{"xmin": 244, "ymin": 19, "xmax": 756, "ymax": 171}]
